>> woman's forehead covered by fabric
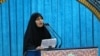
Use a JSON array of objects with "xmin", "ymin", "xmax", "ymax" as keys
[{"xmin": 30, "ymin": 13, "xmax": 43, "ymax": 21}]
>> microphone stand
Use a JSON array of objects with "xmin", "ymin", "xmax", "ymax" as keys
[{"xmin": 44, "ymin": 23, "xmax": 62, "ymax": 48}]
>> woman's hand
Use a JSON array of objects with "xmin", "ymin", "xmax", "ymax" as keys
[{"xmin": 36, "ymin": 46, "xmax": 44, "ymax": 50}]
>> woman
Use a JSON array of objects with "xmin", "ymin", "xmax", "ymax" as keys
[{"xmin": 23, "ymin": 13, "xmax": 51, "ymax": 55}]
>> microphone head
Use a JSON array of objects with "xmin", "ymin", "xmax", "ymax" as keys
[{"xmin": 44, "ymin": 23, "xmax": 49, "ymax": 26}]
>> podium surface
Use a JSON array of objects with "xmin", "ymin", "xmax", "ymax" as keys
[{"xmin": 27, "ymin": 47, "xmax": 98, "ymax": 56}]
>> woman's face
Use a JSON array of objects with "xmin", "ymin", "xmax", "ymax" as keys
[{"xmin": 35, "ymin": 16, "xmax": 44, "ymax": 28}]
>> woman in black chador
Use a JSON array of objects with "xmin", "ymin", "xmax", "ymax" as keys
[{"xmin": 23, "ymin": 13, "xmax": 51, "ymax": 55}]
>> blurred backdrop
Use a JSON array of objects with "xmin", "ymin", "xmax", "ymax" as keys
[{"xmin": 0, "ymin": 0, "xmax": 100, "ymax": 56}]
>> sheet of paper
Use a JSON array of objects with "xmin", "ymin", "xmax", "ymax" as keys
[{"xmin": 41, "ymin": 38, "xmax": 56, "ymax": 48}]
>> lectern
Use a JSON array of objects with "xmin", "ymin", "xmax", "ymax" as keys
[{"xmin": 27, "ymin": 47, "xmax": 98, "ymax": 56}]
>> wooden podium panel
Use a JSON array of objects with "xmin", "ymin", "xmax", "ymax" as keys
[{"xmin": 41, "ymin": 48, "xmax": 98, "ymax": 56}]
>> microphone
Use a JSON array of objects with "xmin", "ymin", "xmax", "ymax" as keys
[
  {"xmin": 44, "ymin": 23, "xmax": 62, "ymax": 48},
  {"xmin": 44, "ymin": 23, "xmax": 49, "ymax": 26}
]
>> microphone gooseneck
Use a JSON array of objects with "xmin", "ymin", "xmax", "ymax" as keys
[{"xmin": 44, "ymin": 23, "xmax": 62, "ymax": 48}]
